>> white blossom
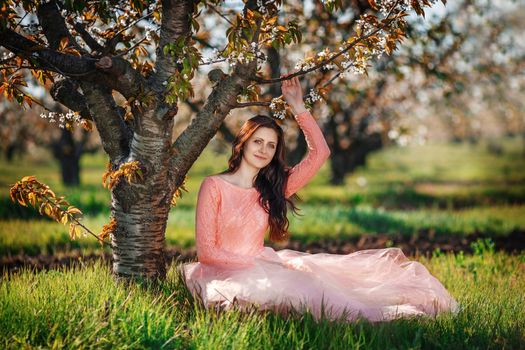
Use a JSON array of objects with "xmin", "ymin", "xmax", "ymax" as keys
[
  {"xmin": 305, "ymin": 89, "xmax": 322, "ymax": 105},
  {"xmin": 269, "ymin": 97, "xmax": 286, "ymax": 120},
  {"xmin": 40, "ymin": 110, "xmax": 81, "ymax": 129},
  {"xmin": 294, "ymin": 58, "xmax": 315, "ymax": 72},
  {"xmin": 387, "ymin": 129, "xmax": 399, "ymax": 140},
  {"xmin": 272, "ymin": 110, "xmax": 286, "ymax": 120}
]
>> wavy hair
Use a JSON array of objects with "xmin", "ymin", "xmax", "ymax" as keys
[{"xmin": 226, "ymin": 115, "xmax": 299, "ymax": 242}]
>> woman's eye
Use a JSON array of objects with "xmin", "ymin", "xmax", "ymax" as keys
[{"xmin": 254, "ymin": 139, "xmax": 262, "ymax": 144}]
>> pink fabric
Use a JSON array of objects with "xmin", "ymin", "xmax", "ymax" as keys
[{"xmin": 183, "ymin": 111, "xmax": 458, "ymax": 322}]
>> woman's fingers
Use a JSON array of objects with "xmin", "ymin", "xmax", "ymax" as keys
[
  {"xmin": 282, "ymin": 73, "xmax": 294, "ymax": 86},
  {"xmin": 281, "ymin": 73, "xmax": 301, "ymax": 94},
  {"xmin": 292, "ymin": 76, "xmax": 300, "ymax": 88}
]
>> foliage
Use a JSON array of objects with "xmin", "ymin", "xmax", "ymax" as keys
[
  {"xmin": 102, "ymin": 160, "xmax": 144, "ymax": 190},
  {"xmin": 171, "ymin": 176, "xmax": 189, "ymax": 207},
  {"xmin": 97, "ymin": 216, "xmax": 116, "ymax": 244},
  {"xmin": 0, "ymin": 0, "xmax": 440, "ymax": 115},
  {"xmin": 9, "ymin": 176, "xmax": 85, "ymax": 239}
]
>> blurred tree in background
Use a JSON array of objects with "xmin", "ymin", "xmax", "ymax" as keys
[{"xmin": 0, "ymin": 101, "xmax": 98, "ymax": 185}]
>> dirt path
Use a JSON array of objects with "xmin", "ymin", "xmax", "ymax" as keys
[{"xmin": 1, "ymin": 230, "xmax": 523, "ymax": 273}]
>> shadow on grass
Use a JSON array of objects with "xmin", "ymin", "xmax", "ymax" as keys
[
  {"xmin": 346, "ymin": 208, "xmax": 415, "ymax": 235},
  {"xmin": 306, "ymin": 183, "xmax": 525, "ymax": 210}
]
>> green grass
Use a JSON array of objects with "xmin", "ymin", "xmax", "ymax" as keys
[
  {"xmin": 1, "ymin": 249, "xmax": 524, "ymax": 349},
  {"xmin": 289, "ymin": 204, "xmax": 525, "ymax": 240},
  {"xmin": 2, "ymin": 204, "xmax": 524, "ymax": 256},
  {"xmin": 1, "ymin": 139, "xmax": 524, "ymax": 348},
  {"xmin": 1, "ymin": 138, "xmax": 524, "ymax": 255}
]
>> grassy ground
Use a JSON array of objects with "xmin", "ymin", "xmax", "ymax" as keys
[
  {"xmin": 1, "ymin": 138, "xmax": 525, "ymax": 348},
  {"xmin": 1, "ymin": 248, "xmax": 524, "ymax": 349},
  {"xmin": 1, "ymin": 138, "xmax": 524, "ymax": 255},
  {"xmin": 2, "ymin": 204, "xmax": 524, "ymax": 256}
]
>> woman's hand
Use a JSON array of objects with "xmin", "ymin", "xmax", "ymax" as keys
[{"xmin": 281, "ymin": 74, "xmax": 307, "ymax": 116}]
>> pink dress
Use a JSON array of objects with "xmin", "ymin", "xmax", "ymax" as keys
[{"xmin": 182, "ymin": 111, "xmax": 458, "ymax": 322}]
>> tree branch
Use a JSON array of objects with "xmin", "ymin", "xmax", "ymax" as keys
[
  {"xmin": 151, "ymin": 0, "xmax": 194, "ymax": 90},
  {"xmin": 38, "ymin": 2, "xmax": 145, "ymax": 99},
  {"xmin": 233, "ymin": 101, "xmax": 271, "ymax": 108},
  {"xmin": 36, "ymin": 1, "xmax": 87, "ymax": 54},
  {"xmin": 254, "ymin": 1, "xmax": 402, "ymax": 85},
  {"xmin": 71, "ymin": 21, "xmax": 104, "ymax": 53},
  {"xmin": 170, "ymin": 0, "xmax": 261, "ymax": 188},
  {"xmin": 93, "ymin": 56, "xmax": 146, "ymax": 99},
  {"xmin": 79, "ymin": 81, "xmax": 132, "ymax": 164},
  {"xmin": 207, "ymin": 3, "xmax": 235, "ymax": 26},
  {"xmin": 0, "ymin": 27, "xmax": 145, "ymax": 99},
  {"xmin": 0, "ymin": 28, "xmax": 98, "ymax": 75},
  {"xmin": 50, "ymin": 79, "xmax": 93, "ymax": 120}
]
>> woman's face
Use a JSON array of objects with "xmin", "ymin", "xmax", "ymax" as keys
[{"xmin": 242, "ymin": 127, "xmax": 279, "ymax": 169}]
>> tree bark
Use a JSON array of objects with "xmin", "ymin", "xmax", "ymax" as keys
[{"xmin": 110, "ymin": 166, "xmax": 171, "ymax": 279}]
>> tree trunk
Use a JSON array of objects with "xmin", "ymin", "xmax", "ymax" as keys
[
  {"xmin": 52, "ymin": 128, "xmax": 81, "ymax": 186},
  {"xmin": 329, "ymin": 133, "xmax": 383, "ymax": 185},
  {"xmin": 109, "ymin": 112, "xmax": 175, "ymax": 280},
  {"xmin": 287, "ymin": 129, "xmax": 307, "ymax": 165},
  {"xmin": 111, "ymin": 190, "xmax": 170, "ymax": 280}
]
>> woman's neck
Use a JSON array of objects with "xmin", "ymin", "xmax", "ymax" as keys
[{"xmin": 228, "ymin": 162, "xmax": 259, "ymax": 188}]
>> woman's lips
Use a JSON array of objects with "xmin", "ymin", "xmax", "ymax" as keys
[{"xmin": 254, "ymin": 155, "xmax": 267, "ymax": 160}]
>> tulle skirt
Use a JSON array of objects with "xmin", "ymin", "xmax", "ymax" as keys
[{"xmin": 182, "ymin": 247, "xmax": 459, "ymax": 322}]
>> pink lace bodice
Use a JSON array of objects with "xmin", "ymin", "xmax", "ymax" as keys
[{"xmin": 195, "ymin": 111, "xmax": 330, "ymax": 268}]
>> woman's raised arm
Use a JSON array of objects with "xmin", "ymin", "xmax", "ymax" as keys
[
  {"xmin": 285, "ymin": 111, "xmax": 330, "ymax": 198},
  {"xmin": 281, "ymin": 75, "xmax": 331, "ymax": 198}
]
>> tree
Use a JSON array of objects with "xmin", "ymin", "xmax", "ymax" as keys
[
  {"xmin": 1, "ymin": 0, "xmax": 439, "ymax": 280},
  {"xmin": 287, "ymin": 0, "xmax": 525, "ymax": 184},
  {"xmin": 0, "ymin": 99, "xmax": 99, "ymax": 185},
  {"xmin": 381, "ymin": 0, "xmax": 525, "ymax": 146}
]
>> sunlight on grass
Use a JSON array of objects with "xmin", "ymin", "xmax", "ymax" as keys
[{"xmin": 1, "ymin": 250, "xmax": 524, "ymax": 349}]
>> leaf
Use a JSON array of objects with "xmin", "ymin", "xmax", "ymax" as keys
[
  {"xmin": 44, "ymin": 189, "xmax": 56, "ymax": 198},
  {"xmin": 44, "ymin": 203, "xmax": 52, "ymax": 216},
  {"xmin": 80, "ymin": 120, "xmax": 93, "ymax": 131},
  {"xmin": 61, "ymin": 213, "xmax": 69, "ymax": 225},
  {"xmin": 23, "ymin": 96, "xmax": 32, "ymax": 108},
  {"xmin": 39, "ymin": 202, "xmax": 46, "ymax": 215},
  {"xmin": 16, "ymin": 193, "xmax": 26, "ymax": 207},
  {"xmin": 21, "ymin": 175, "xmax": 36, "ymax": 182},
  {"xmin": 59, "ymin": 37, "xmax": 69, "ymax": 51},
  {"xmin": 368, "ymin": 0, "xmax": 379, "ymax": 10},
  {"xmin": 67, "ymin": 206, "xmax": 83, "ymax": 215},
  {"xmin": 69, "ymin": 223, "xmax": 77, "ymax": 240},
  {"xmin": 75, "ymin": 225, "xmax": 83, "ymax": 238},
  {"xmin": 28, "ymin": 192, "xmax": 36, "ymax": 206}
]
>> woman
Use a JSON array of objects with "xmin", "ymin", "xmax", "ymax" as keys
[{"xmin": 183, "ymin": 75, "xmax": 458, "ymax": 322}]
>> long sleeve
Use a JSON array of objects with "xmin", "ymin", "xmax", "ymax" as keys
[
  {"xmin": 285, "ymin": 111, "xmax": 331, "ymax": 198},
  {"xmin": 195, "ymin": 177, "xmax": 255, "ymax": 267}
]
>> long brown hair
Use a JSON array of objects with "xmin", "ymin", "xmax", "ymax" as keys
[{"xmin": 227, "ymin": 115, "xmax": 299, "ymax": 242}]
